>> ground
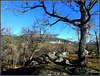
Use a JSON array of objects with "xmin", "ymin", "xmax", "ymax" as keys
[{"xmin": 1, "ymin": 54, "xmax": 99, "ymax": 75}]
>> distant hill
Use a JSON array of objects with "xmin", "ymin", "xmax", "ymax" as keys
[
  {"xmin": 86, "ymin": 41, "xmax": 96, "ymax": 44},
  {"xmin": 1, "ymin": 34, "xmax": 77, "ymax": 44}
]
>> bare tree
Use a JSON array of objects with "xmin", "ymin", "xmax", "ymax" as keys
[
  {"xmin": 21, "ymin": 17, "xmax": 49, "ymax": 61},
  {"xmin": 21, "ymin": 25, "xmax": 38, "ymax": 61},
  {"xmin": 1, "ymin": 26, "xmax": 13, "ymax": 44},
  {"xmin": 3, "ymin": 1, "xmax": 99, "ymax": 67},
  {"xmin": 94, "ymin": 28, "xmax": 99, "ymax": 55},
  {"xmin": 1, "ymin": 26, "xmax": 19, "ymax": 68}
]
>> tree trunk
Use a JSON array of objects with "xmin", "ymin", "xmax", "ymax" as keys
[
  {"xmin": 78, "ymin": 7, "xmax": 87, "ymax": 67},
  {"xmin": 78, "ymin": 26, "xmax": 86, "ymax": 67},
  {"xmin": 95, "ymin": 31, "xmax": 99, "ymax": 55}
]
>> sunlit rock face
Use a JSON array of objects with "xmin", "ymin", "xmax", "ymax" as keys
[
  {"xmin": 47, "ymin": 52, "xmax": 57, "ymax": 60},
  {"xmin": 24, "ymin": 51, "xmax": 71, "ymax": 75},
  {"xmin": 25, "ymin": 51, "xmax": 70, "ymax": 68},
  {"xmin": 54, "ymin": 57, "xmax": 64, "ymax": 62}
]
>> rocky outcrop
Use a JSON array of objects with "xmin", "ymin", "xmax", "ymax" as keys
[
  {"xmin": 20, "ymin": 51, "xmax": 99, "ymax": 75},
  {"xmin": 25, "ymin": 51, "xmax": 69, "ymax": 67}
]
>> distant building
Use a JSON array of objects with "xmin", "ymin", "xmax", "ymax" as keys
[{"xmin": 49, "ymin": 40, "xmax": 64, "ymax": 44}]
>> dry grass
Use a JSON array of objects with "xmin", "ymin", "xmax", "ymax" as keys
[
  {"xmin": 12, "ymin": 65, "xmax": 24, "ymax": 69},
  {"xmin": 67, "ymin": 54, "xmax": 99, "ymax": 71},
  {"xmin": 68, "ymin": 54, "xmax": 78, "ymax": 60},
  {"xmin": 2, "ymin": 65, "xmax": 24, "ymax": 71}
]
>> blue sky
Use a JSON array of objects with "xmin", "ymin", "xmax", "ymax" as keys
[{"xmin": 1, "ymin": 1, "xmax": 99, "ymax": 42}]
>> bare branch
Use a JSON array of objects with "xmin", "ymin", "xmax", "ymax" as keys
[
  {"xmin": 4, "ymin": 1, "xmax": 43, "ymax": 13},
  {"xmin": 89, "ymin": 1, "xmax": 98, "ymax": 10},
  {"xmin": 25, "ymin": 1, "xmax": 32, "ymax": 8},
  {"xmin": 77, "ymin": 1, "xmax": 98, "ymax": 27},
  {"xmin": 91, "ymin": 10, "xmax": 99, "ymax": 16},
  {"xmin": 4, "ymin": 1, "xmax": 98, "ymax": 27},
  {"xmin": 21, "ymin": 5, "xmax": 43, "ymax": 13},
  {"xmin": 50, "ymin": 19, "xmax": 61, "ymax": 27},
  {"xmin": 52, "ymin": 1, "xmax": 55, "ymax": 15},
  {"xmin": 84, "ymin": 1, "xmax": 86, "ymax": 5},
  {"xmin": 61, "ymin": 1, "xmax": 80, "ymax": 12},
  {"xmin": 87, "ymin": 1, "xmax": 94, "ymax": 9},
  {"xmin": 74, "ymin": 1, "xmax": 84, "ymax": 6},
  {"xmin": 41, "ymin": 2, "xmax": 79, "ymax": 26}
]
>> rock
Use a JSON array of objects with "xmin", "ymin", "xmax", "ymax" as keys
[
  {"xmin": 47, "ymin": 52, "xmax": 57, "ymax": 60},
  {"xmin": 56, "ymin": 52, "xmax": 68, "ymax": 58},
  {"xmin": 55, "ymin": 57, "xmax": 63, "ymax": 62},
  {"xmin": 88, "ymin": 52, "xmax": 96, "ymax": 55},
  {"xmin": 70, "ymin": 67, "xmax": 86, "ymax": 75},
  {"xmin": 62, "ymin": 51, "xmax": 69, "ymax": 55},
  {"xmin": 62, "ymin": 72, "xmax": 69, "ymax": 75},
  {"xmin": 40, "ymin": 54, "xmax": 52, "ymax": 63},
  {"xmin": 31, "ymin": 60, "xmax": 39, "ymax": 65},
  {"xmin": 85, "ymin": 49, "xmax": 89, "ymax": 55},
  {"xmin": 44, "ymin": 56, "xmax": 52, "ymax": 63},
  {"xmin": 25, "ymin": 51, "xmax": 70, "ymax": 68},
  {"xmin": 37, "ymin": 57, "xmax": 44, "ymax": 62},
  {"xmin": 65, "ymin": 59, "xmax": 70, "ymax": 64},
  {"xmin": 62, "ymin": 52, "xmax": 69, "ymax": 58}
]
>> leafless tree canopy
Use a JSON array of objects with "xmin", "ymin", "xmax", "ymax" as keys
[{"xmin": 3, "ymin": 1, "xmax": 99, "ymax": 27}]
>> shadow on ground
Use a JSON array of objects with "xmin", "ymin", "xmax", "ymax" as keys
[{"xmin": 1, "ymin": 64, "xmax": 99, "ymax": 75}]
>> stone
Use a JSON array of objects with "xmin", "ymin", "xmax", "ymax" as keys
[
  {"xmin": 30, "ymin": 60, "xmax": 39, "ymax": 66},
  {"xmin": 85, "ymin": 49, "xmax": 89, "ymax": 55},
  {"xmin": 40, "ymin": 54, "xmax": 52, "ymax": 63},
  {"xmin": 56, "ymin": 52, "xmax": 68, "ymax": 58},
  {"xmin": 69, "ymin": 67, "xmax": 86, "ymax": 75},
  {"xmin": 88, "ymin": 52, "xmax": 96, "ymax": 55},
  {"xmin": 55, "ymin": 57, "xmax": 63, "ymax": 62},
  {"xmin": 62, "ymin": 52, "xmax": 69, "ymax": 57},
  {"xmin": 47, "ymin": 52, "xmax": 57, "ymax": 60},
  {"xmin": 65, "ymin": 59, "xmax": 70, "ymax": 64},
  {"xmin": 62, "ymin": 72, "xmax": 69, "ymax": 75}
]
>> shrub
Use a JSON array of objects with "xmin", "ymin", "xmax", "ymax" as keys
[
  {"xmin": 90, "ymin": 48, "xmax": 94, "ymax": 52},
  {"xmin": 1, "ymin": 62, "xmax": 8, "ymax": 71}
]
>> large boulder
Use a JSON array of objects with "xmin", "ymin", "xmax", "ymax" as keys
[
  {"xmin": 47, "ymin": 52, "xmax": 57, "ymax": 60},
  {"xmin": 55, "ymin": 51, "xmax": 69, "ymax": 58},
  {"xmin": 54, "ymin": 57, "xmax": 63, "ymax": 62}
]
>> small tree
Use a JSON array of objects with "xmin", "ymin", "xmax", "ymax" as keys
[
  {"xmin": 1, "ymin": 26, "xmax": 18, "ymax": 68},
  {"xmin": 21, "ymin": 17, "xmax": 49, "ymax": 61},
  {"xmin": 94, "ymin": 28, "xmax": 99, "ymax": 55}
]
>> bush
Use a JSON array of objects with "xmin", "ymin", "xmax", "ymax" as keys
[
  {"xmin": 1, "ymin": 62, "xmax": 8, "ymax": 71},
  {"xmin": 90, "ymin": 48, "xmax": 94, "ymax": 51},
  {"xmin": 92, "ymin": 50, "xmax": 96, "ymax": 53}
]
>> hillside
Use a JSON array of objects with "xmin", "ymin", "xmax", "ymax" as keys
[{"xmin": 2, "ymin": 34, "xmax": 77, "ymax": 44}]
